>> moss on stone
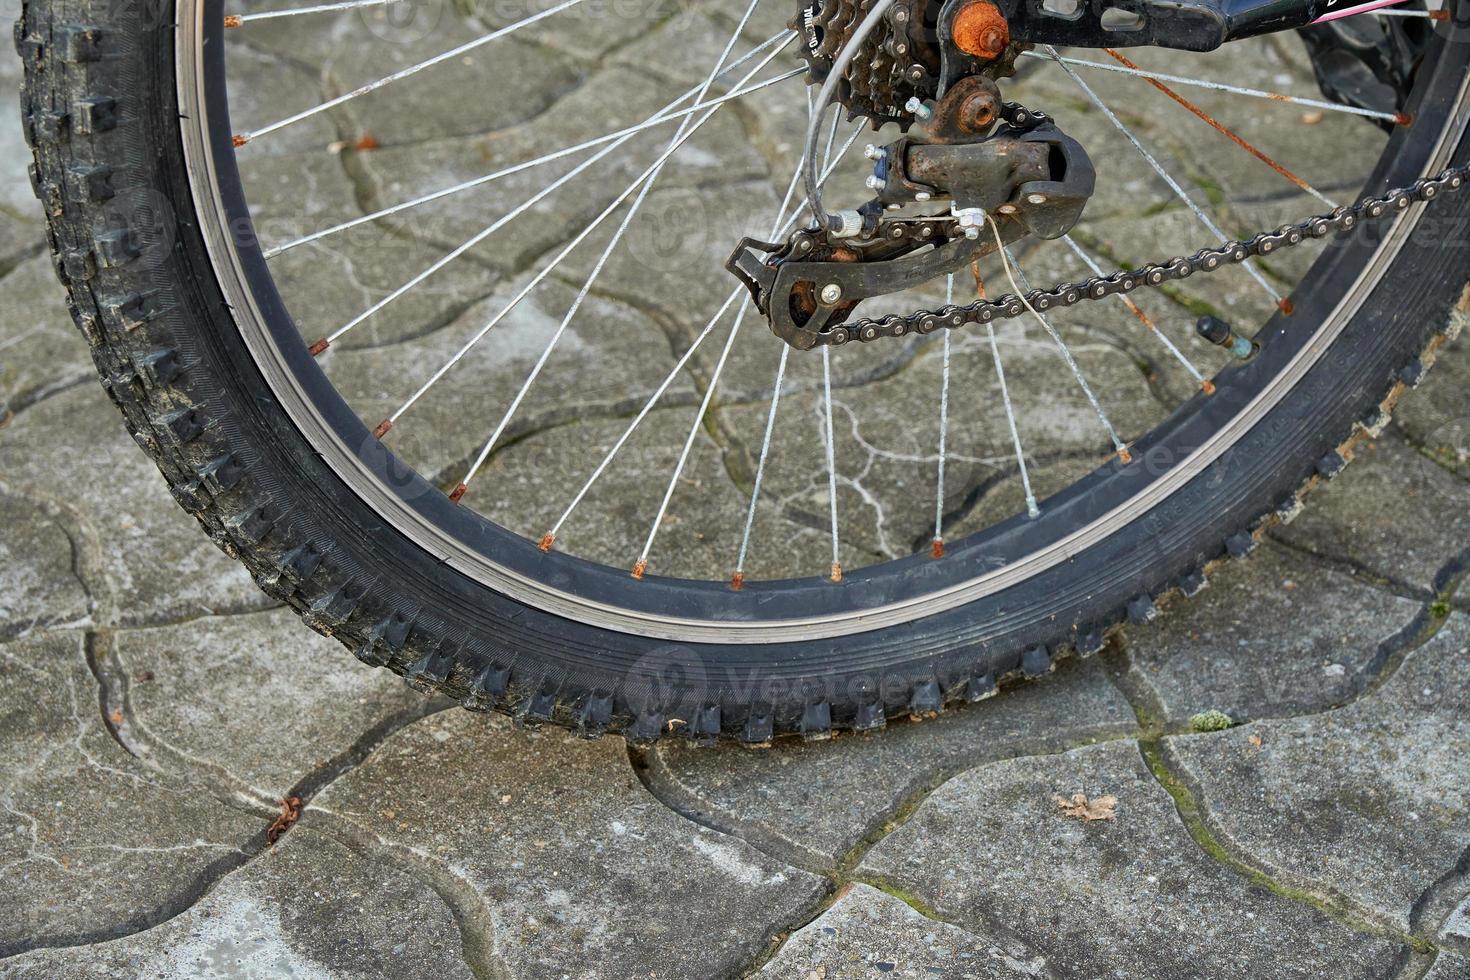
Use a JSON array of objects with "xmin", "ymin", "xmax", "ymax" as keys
[{"xmin": 1188, "ymin": 709, "xmax": 1234, "ymax": 733}]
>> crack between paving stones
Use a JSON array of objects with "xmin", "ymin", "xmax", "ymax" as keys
[
  {"xmin": 1395, "ymin": 418, "xmax": 1470, "ymax": 487},
  {"xmin": 629, "ymin": 723, "xmax": 1127, "ymax": 977},
  {"xmin": 0, "ymin": 515, "xmax": 95, "ymax": 645},
  {"xmin": 0, "ymin": 484, "xmax": 282, "ymax": 641},
  {"xmin": 2, "ymin": 373, "xmax": 95, "ymax": 424},
  {"xmin": 628, "ymin": 715, "xmax": 1141, "ymax": 891},
  {"xmin": 1399, "ymin": 840, "xmax": 1470, "ymax": 977},
  {"xmin": 300, "ymin": 808, "xmax": 510, "ymax": 980},
  {"xmin": 0, "ymin": 238, "xmax": 45, "ymax": 282},
  {"xmin": 1100, "ymin": 643, "xmax": 1441, "ymax": 957},
  {"xmin": 1265, "ymin": 530, "xmax": 1437, "ymax": 604},
  {"xmin": 4, "ymin": 631, "xmax": 468, "ymax": 962},
  {"xmin": 0, "ymin": 830, "xmax": 270, "ymax": 962},
  {"xmin": 907, "ymin": 445, "xmax": 1109, "ymax": 555}
]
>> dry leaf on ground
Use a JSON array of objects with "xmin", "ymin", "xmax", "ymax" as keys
[{"xmin": 1055, "ymin": 793, "xmax": 1118, "ymax": 822}]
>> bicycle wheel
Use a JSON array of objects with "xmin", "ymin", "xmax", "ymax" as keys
[{"xmin": 16, "ymin": 0, "xmax": 1470, "ymax": 742}]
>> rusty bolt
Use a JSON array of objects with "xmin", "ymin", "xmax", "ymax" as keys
[
  {"xmin": 952, "ymin": 1, "xmax": 1009, "ymax": 61},
  {"xmin": 958, "ymin": 90, "xmax": 1000, "ymax": 132}
]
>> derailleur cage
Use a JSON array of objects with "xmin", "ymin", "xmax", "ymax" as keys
[{"xmin": 728, "ymin": 79, "xmax": 1095, "ymax": 350}]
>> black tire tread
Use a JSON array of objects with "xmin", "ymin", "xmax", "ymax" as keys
[{"xmin": 15, "ymin": 0, "xmax": 1467, "ymax": 744}]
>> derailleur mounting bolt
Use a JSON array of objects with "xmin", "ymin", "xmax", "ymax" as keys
[
  {"xmin": 864, "ymin": 143, "xmax": 887, "ymax": 161},
  {"xmin": 865, "ymin": 175, "xmax": 886, "ymax": 192},
  {"xmin": 905, "ymin": 97, "xmax": 933, "ymax": 121},
  {"xmin": 820, "ymin": 283, "xmax": 844, "ymax": 305}
]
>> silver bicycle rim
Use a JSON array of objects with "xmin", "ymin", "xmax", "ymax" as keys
[{"xmin": 177, "ymin": 0, "xmax": 1470, "ymax": 643}]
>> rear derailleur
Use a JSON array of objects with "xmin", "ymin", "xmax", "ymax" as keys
[{"xmin": 727, "ymin": 74, "xmax": 1095, "ymax": 349}]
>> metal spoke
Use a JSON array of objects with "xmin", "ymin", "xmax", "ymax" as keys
[
  {"xmin": 731, "ymin": 345, "xmax": 790, "ymax": 590},
  {"xmin": 324, "ymin": 36, "xmax": 793, "ymax": 356},
  {"xmin": 449, "ymin": 0, "xmax": 768, "ymax": 502},
  {"xmin": 1045, "ymin": 46, "xmax": 1284, "ymax": 307},
  {"xmin": 965, "ymin": 256, "xmax": 1040, "ymax": 518},
  {"xmin": 263, "ymin": 33, "xmax": 797, "ymax": 258},
  {"xmin": 820, "ymin": 345, "xmax": 842, "ymax": 582},
  {"xmin": 1020, "ymin": 50, "xmax": 1402, "ymax": 124},
  {"xmin": 987, "ymin": 319, "xmax": 1040, "ymax": 519},
  {"xmin": 372, "ymin": 37, "xmax": 795, "ymax": 433},
  {"xmin": 543, "ymin": 291, "xmax": 741, "ymax": 552},
  {"xmin": 545, "ymin": 123, "xmax": 864, "ymax": 562},
  {"xmin": 933, "ymin": 273, "xmax": 954, "ymax": 557},
  {"xmin": 235, "ymin": 0, "xmax": 591, "ymax": 145},
  {"xmin": 1101, "ymin": 48, "xmax": 1336, "ymax": 208},
  {"xmin": 1060, "ymin": 233, "xmax": 1212, "ymax": 393},
  {"xmin": 227, "ymin": 0, "xmax": 401, "ymax": 24},
  {"xmin": 633, "ymin": 301, "xmax": 749, "ymax": 580},
  {"xmin": 731, "ymin": 113, "xmax": 865, "ymax": 587},
  {"xmin": 995, "ymin": 228, "xmax": 1130, "ymax": 461},
  {"xmin": 638, "ymin": 126, "xmax": 863, "ymax": 580}
]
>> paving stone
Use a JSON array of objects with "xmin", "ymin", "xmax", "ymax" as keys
[
  {"xmin": 1395, "ymin": 322, "xmax": 1470, "ymax": 479},
  {"xmin": 311, "ymin": 710, "xmax": 827, "ymax": 979},
  {"xmin": 0, "ymin": 492, "xmax": 91, "ymax": 638},
  {"xmin": 0, "ymin": 252, "xmax": 97, "ymax": 415},
  {"xmin": 715, "ymin": 307, "xmax": 1179, "ymax": 574},
  {"xmin": 470, "ymin": 0, "xmax": 665, "ymax": 64},
  {"xmin": 1445, "ymin": 892, "xmax": 1470, "ymax": 947},
  {"xmin": 222, "ymin": 37, "xmax": 339, "ymax": 158},
  {"xmin": 1425, "ymin": 952, "xmax": 1470, "ymax": 980},
  {"xmin": 112, "ymin": 608, "xmax": 428, "ymax": 799},
  {"xmin": 0, "ymin": 385, "xmax": 272, "ymax": 629},
  {"xmin": 1124, "ymin": 542, "xmax": 1421, "ymax": 723},
  {"xmin": 325, "ymin": 273, "xmax": 692, "ymax": 488},
  {"xmin": 234, "ymin": 8, "xmax": 581, "ymax": 146},
  {"xmin": 858, "ymin": 739, "xmax": 1400, "ymax": 978},
  {"xmin": 464, "ymin": 403, "xmax": 803, "ymax": 579},
  {"xmin": 239, "ymin": 149, "xmax": 503, "ymax": 355},
  {"xmin": 3, "ymin": 829, "xmax": 474, "ymax": 979},
  {"xmin": 0, "ymin": 632, "xmax": 260, "ymax": 956},
  {"xmin": 1167, "ymin": 614, "xmax": 1470, "ymax": 932},
  {"xmin": 1272, "ymin": 434, "xmax": 1470, "ymax": 595},
  {"xmin": 0, "ymin": 41, "xmax": 42, "ymax": 263},
  {"xmin": 645, "ymin": 657, "xmax": 1137, "ymax": 867},
  {"xmin": 758, "ymin": 882, "xmax": 1048, "ymax": 979},
  {"xmin": 352, "ymin": 62, "xmax": 766, "ymax": 282}
]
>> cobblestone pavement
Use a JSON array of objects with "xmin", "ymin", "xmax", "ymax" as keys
[{"xmin": 3, "ymin": 4, "xmax": 1470, "ymax": 978}]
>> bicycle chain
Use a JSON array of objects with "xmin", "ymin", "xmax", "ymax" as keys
[{"xmin": 813, "ymin": 162, "xmax": 1470, "ymax": 347}]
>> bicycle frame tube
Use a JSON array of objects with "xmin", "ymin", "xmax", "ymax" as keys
[{"xmin": 979, "ymin": 0, "xmax": 1422, "ymax": 52}]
